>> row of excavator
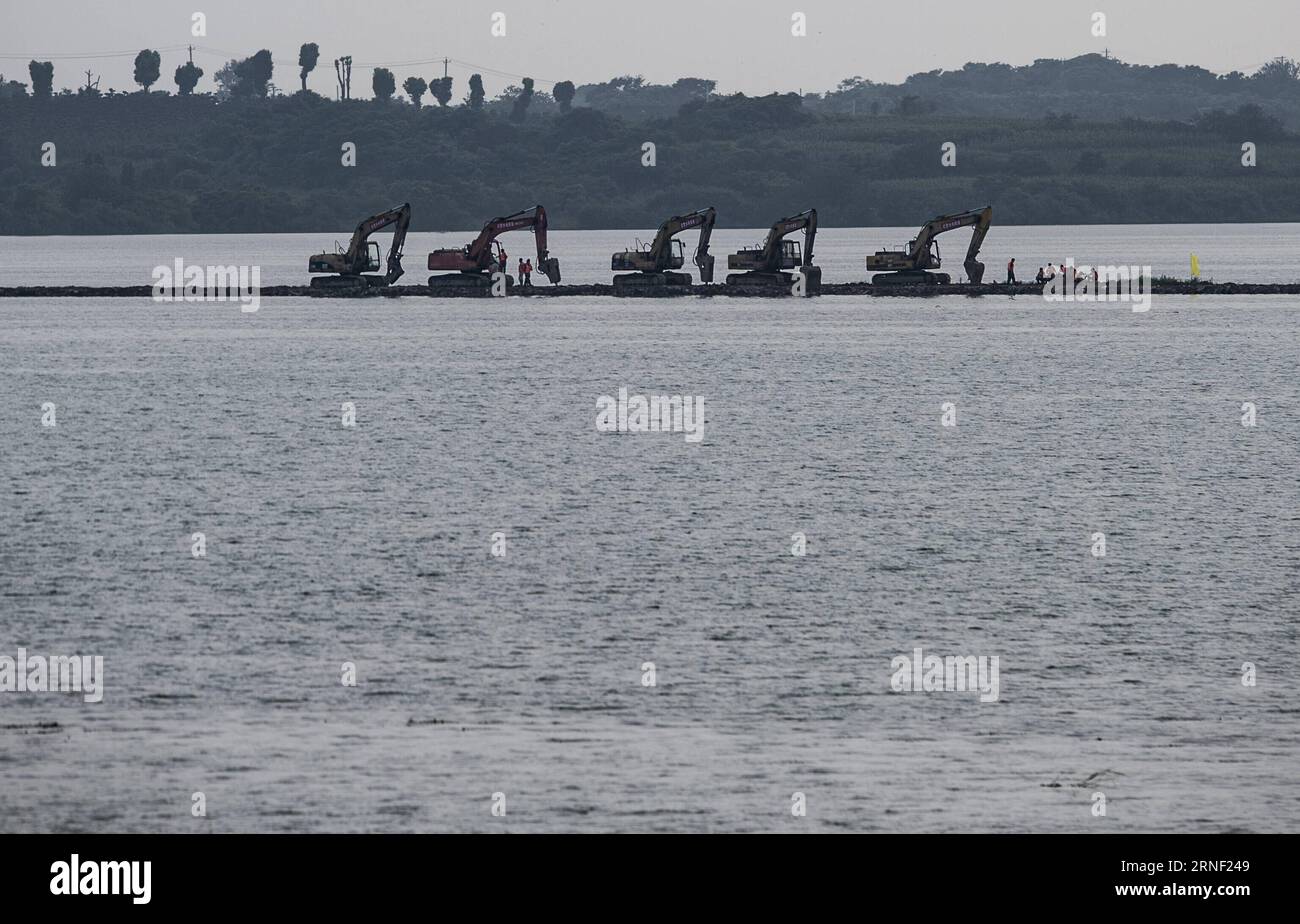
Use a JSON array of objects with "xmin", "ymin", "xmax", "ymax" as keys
[
  {"xmin": 307, "ymin": 204, "xmax": 992, "ymax": 293},
  {"xmin": 306, "ymin": 202, "xmax": 559, "ymax": 293}
]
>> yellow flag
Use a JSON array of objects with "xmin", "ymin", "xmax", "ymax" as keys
[{"xmin": 1190, "ymin": 254, "xmax": 1200, "ymax": 278}]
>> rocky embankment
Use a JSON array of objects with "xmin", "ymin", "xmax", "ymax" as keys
[{"xmin": 3, "ymin": 281, "xmax": 1298, "ymax": 298}]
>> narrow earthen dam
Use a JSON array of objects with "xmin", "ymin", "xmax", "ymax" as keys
[{"xmin": 2, "ymin": 281, "xmax": 1298, "ymax": 298}]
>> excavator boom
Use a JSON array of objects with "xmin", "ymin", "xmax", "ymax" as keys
[
  {"xmin": 645, "ymin": 208, "xmax": 715, "ymax": 272},
  {"xmin": 692, "ymin": 209, "xmax": 716, "ymax": 283}
]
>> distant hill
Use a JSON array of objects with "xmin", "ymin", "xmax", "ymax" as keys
[
  {"xmin": 563, "ymin": 54, "xmax": 1300, "ymax": 129},
  {"xmin": 1, "ymin": 54, "xmax": 1298, "ymax": 234},
  {"xmin": 813, "ymin": 54, "xmax": 1300, "ymax": 130}
]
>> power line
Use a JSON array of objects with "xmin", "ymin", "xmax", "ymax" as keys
[
  {"xmin": 0, "ymin": 44, "xmax": 191, "ymax": 61},
  {"xmin": 450, "ymin": 59, "xmax": 559, "ymax": 87}
]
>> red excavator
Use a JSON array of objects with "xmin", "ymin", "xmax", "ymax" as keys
[
  {"xmin": 611, "ymin": 207, "xmax": 716, "ymax": 295},
  {"xmin": 427, "ymin": 205, "xmax": 560, "ymax": 290},
  {"xmin": 725, "ymin": 209, "xmax": 820, "ymax": 293},
  {"xmin": 308, "ymin": 203, "xmax": 411, "ymax": 290},
  {"xmin": 865, "ymin": 206, "xmax": 993, "ymax": 285}
]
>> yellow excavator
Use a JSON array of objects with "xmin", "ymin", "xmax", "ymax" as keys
[
  {"xmin": 611, "ymin": 207, "xmax": 716, "ymax": 295},
  {"xmin": 866, "ymin": 206, "xmax": 992, "ymax": 285},
  {"xmin": 725, "ymin": 209, "xmax": 820, "ymax": 293},
  {"xmin": 308, "ymin": 203, "xmax": 411, "ymax": 291}
]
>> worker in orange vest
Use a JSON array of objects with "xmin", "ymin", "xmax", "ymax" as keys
[{"xmin": 1006, "ymin": 258, "xmax": 1017, "ymax": 284}]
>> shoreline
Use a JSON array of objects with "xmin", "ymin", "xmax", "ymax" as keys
[{"xmin": 2, "ymin": 281, "xmax": 1299, "ymax": 298}]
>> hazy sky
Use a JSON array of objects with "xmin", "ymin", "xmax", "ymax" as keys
[{"xmin": 2, "ymin": 0, "xmax": 1294, "ymax": 97}]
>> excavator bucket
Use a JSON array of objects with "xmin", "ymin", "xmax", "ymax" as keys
[
  {"xmin": 540, "ymin": 257, "xmax": 561, "ymax": 284},
  {"xmin": 964, "ymin": 258, "xmax": 985, "ymax": 285},
  {"xmin": 697, "ymin": 253, "xmax": 714, "ymax": 284}
]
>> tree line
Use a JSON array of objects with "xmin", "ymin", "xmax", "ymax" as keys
[
  {"xmin": 1, "ymin": 44, "xmax": 580, "ymax": 118},
  {"xmin": 8, "ymin": 49, "xmax": 1297, "ymax": 128}
]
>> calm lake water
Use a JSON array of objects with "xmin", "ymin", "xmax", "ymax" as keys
[{"xmin": 1, "ymin": 227, "xmax": 1298, "ymax": 832}]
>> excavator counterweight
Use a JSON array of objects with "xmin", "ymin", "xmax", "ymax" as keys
[
  {"xmin": 427, "ymin": 205, "xmax": 560, "ymax": 291},
  {"xmin": 611, "ymin": 208, "xmax": 716, "ymax": 296},
  {"xmin": 308, "ymin": 203, "xmax": 412, "ymax": 290},
  {"xmin": 866, "ymin": 206, "xmax": 993, "ymax": 286},
  {"xmin": 725, "ymin": 209, "xmax": 820, "ymax": 295}
]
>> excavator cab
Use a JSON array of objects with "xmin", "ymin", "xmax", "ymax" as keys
[
  {"xmin": 362, "ymin": 240, "xmax": 381, "ymax": 273},
  {"xmin": 612, "ymin": 238, "xmax": 685, "ymax": 273}
]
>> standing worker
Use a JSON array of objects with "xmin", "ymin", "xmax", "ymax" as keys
[
  {"xmin": 524, "ymin": 258, "xmax": 533, "ymax": 286},
  {"xmin": 1006, "ymin": 258, "xmax": 1017, "ymax": 285}
]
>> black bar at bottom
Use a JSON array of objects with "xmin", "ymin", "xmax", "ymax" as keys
[{"xmin": 0, "ymin": 833, "xmax": 1283, "ymax": 910}]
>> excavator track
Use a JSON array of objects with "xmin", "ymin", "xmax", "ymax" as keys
[
  {"xmin": 612, "ymin": 273, "xmax": 666, "ymax": 295},
  {"xmin": 724, "ymin": 267, "xmax": 822, "ymax": 295},
  {"xmin": 872, "ymin": 271, "xmax": 950, "ymax": 286},
  {"xmin": 726, "ymin": 272, "xmax": 786, "ymax": 285},
  {"xmin": 612, "ymin": 272, "xmax": 699, "ymax": 296},
  {"xmin": 309, "ymin": 275, "xmax": 374, "ymax": 292},
  {"xmin": 427, "ymin": 273, "xmax": 500, "ymax": 288}
]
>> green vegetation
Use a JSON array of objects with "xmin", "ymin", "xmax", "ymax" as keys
[
  {"xmin": 812, "ymin": 55, "xmax": 1300, "ymax": 130},
  {"xmin": 1, "ymin": 52, "xmax": 1298, "ymax": 234}
]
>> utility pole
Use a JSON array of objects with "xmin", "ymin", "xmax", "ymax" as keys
[
  {"xmin": 188, "ymin": 44, "xmax": 194, "ymax": 65},
  {"xmin": 443, "ymin": 57, "xmax": 449, "ymax": 79},
  {"xmin": 334, "ymin": 56, "xmax": 352, "ymax": 99}
]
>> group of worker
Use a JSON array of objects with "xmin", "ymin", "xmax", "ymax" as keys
[
  {"xmin": 1004, "ymin": 258, "xmax": 1102, "ymax": 287},
  {"xmin": 1033, "ymin": 263, "xmax": 1100, "ymax": 286},
  {"xmin": 489, "ymin": 249, "xmax": 537, "ymax": 285}
]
